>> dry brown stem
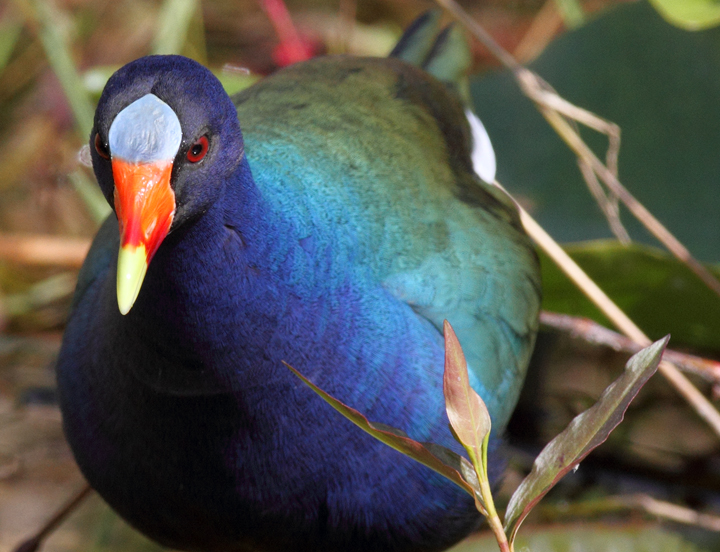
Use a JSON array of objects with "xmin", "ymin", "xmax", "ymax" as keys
[
  {"xmin": 541, "ymin": 311, "xmax": 720, "ymax": 385},
  {"xmin": 0, "ymin": 234, "xmax": 91, "ymax": 268}
]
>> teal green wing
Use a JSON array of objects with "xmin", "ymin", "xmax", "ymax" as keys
[
  {"xmin": 233, "ymin": 56, "xmax": 539, "ymax": 431},
  {"xmin": 391, "ymin": 11, "xmax": 472, "ymax": 104},
  {"xmin": 389, "ymin": 10, "xmax": 443, "ymax": 66},
  {"xmin": 392, "ymin": 12, "xmax": 496, "ymax": 183}
]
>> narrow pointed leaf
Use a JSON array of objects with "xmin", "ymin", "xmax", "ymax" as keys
[
  {"xmin": 27, "ymin": 0, "xmax": 95, "ymax": 133},
  {"xmin": 69, "ymin": 170, "xmax": 112, "ymax": 223},
  {"xmin": 0, "ymin": 11, "xmax": 23, "ymax": 75},
  {"xmin": 369, "ymin": 423, "xmax": 485, "ymax": 511},
  {"xmin": 443, "ymin": 320, "xmax": 491, "ymax": 468},
  {"xmin": 504, "ymin": 336, "xmax": 669, "ymax": 543},
  {"xmin": 152, "ymin": 0, "xmax": 200, "ymax": 56},
  {"xmin": 284, "ymin": 362, "xmax": 479, "ymax": 497}
]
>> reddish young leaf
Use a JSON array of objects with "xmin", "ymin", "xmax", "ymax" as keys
[{"xmin": 443, "ymin": 320, "xmax": 492, "ymax": 467}]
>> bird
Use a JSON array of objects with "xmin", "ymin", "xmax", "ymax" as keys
[{"xmin": 56, "ymin": 12, "xmax": 540, "ymax": 552}]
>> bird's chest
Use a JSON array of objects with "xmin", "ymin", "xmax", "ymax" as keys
[
  {"xmin": 58, "ymin": 231, "xmax": 466, "ymax": 551},
  {"xmin": 61, "ymin": 312, "xmax": 454, "ymax": 552},
  {"xmin": 61, "ymin": 309, "xmax": 346, "ymax": 550}
]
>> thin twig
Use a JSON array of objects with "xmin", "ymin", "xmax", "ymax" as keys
[
  {"xmin": 631, "ymin": 494, "xmax": 720, "ymax": 531},
  {"xmin": 513, "ymin": 0, "xmax": 563, "ymax": 63},
  {"xmin": 12, "ymin": 484, "xmax": 93, "ymax": 552},
  {"xmin": 520, "ymin": 73, "xmax": 720, "ymax": 300},
  {"xmin": 434, "ymin": 0, "xmax": 521, "ymax": 71},
  {"xmin": 578, "ymin": 159, "xmax": 630, "ymax": 244},
  {"xmin": 332, "ymin": 0, "xmax": 356, "ymax": 55},
  {"xmin": 540, "ymin": 311, "xmax": 720, "ymax": 385},
  {"xmin": 515, "ymin": 70, "xmax": 629, "ymax": 241}
]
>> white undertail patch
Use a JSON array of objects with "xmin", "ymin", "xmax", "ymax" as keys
[{"xmin": 465, "ymin": 109, "xmax": 496, "ymax": 184}]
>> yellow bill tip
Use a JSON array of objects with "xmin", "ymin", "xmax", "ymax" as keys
[{"xmin": 117, "ymin": 244, "xmax": 148, "ymax": 315}]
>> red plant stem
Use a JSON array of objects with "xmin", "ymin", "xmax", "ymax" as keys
[{"xmin": 258, "ymin": 0, "xmax": 309, "ymax": 59}]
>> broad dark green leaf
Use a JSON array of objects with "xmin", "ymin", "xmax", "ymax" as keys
[
  {"xmin": 503, "ymin": 336, "xmax": 668, "ymax": 543},
  {"xmin": 472, "ymin": 0, "xmax": 720, "ymax": 263},
  {"xmin": 540, "ymin": 240, "xmax": 720, "ymax": 352},
  {"xmin": 443, "ymin": 320, "xmax": 491, "ymax": 467},
  {"xmin": 284, "ymin": 362, "xmax": 480, "ymax": 497}
]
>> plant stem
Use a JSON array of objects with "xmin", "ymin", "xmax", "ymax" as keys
[{"xmin": 476, "ymin": 466, "xmax": 510, "ymax": 552}]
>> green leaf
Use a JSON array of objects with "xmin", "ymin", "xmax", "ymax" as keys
[
  {"xmin": 442, "ymin": 320, "xmax": 491, "ymax": 472},
  {"xmin": 541, "ymin": 240, "xmax": 720, "ymax": 352},
  {"xmin": 554, "ymin": 0, "xmax": 586, "ymax": 28},
  {"xmin": 503, "ymin": 336, "xmax": 669, "ymax": 543},
  {"xmin": 649, "ymin": 0, "xmax": 720, "ymax": 30},
  {"xmin": 283, "ymin": 362, "xmax": 480, "ymax": 498},
  {"xmin": 217, "ymin": 71, "xmax": 260, "ymax": 96},
  {"xmin": 69, "ymin": 169, "xmax": 112, "ymax": 223}
]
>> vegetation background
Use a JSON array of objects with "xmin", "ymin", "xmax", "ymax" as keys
[{"xmin": 1, "ymin": 0, "xmax": 720, "ymax": 550}]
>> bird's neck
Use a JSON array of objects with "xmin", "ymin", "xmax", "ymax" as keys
[{"xmin": 121, "ymin": 156, "xmax": 295, "ymax": 394}]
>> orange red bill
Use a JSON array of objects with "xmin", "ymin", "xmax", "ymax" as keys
[{"xmin": 112, "ymin": 158, "xmax": 176, "ymax": 314}]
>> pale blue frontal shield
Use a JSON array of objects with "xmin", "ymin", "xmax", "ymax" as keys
[{"xmin": 109, "ymin": 94, "xmax": 183, "ymax": 163}]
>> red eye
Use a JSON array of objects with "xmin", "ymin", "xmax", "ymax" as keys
[
  {"xmin": 187, "ymin": 136, "xmax": 209, "ymax": 163},
  {"xmin": 94, "ymin": 133, "xmax": 110, "ymax": 159}
]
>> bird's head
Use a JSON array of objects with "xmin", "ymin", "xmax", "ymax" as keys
[{"xmin": 91, "ymin": 55, "xmax": 244, "ymax": 315}]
